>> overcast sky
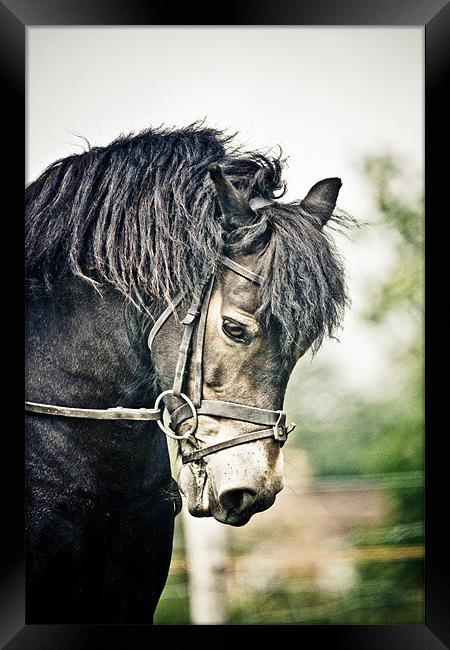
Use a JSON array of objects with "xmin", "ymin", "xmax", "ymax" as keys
[{"xmin": 26, "ymin": 27, "xmax": 423, "ymax": 398}]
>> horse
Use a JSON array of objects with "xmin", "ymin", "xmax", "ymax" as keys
[{"xmin": 25, "ymin": 124, "xmax": 350, "ymax": 623}]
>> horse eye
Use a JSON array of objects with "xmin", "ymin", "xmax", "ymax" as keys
[{"xmin": 222, "ymin": 319, "xmax": 246, "ymax": 341}]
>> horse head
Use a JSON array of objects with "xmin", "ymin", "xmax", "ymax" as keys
[{"xmin": 150, "ymin": 164, "xmax": 342, "ymax": 526}]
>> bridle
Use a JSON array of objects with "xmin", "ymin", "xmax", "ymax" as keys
[{"xmin": 25, "ymin": 254, "xmax": 295, "ymax": 464}]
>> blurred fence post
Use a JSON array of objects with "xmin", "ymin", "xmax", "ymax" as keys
[{"xmin": 181, "ymin": 504, "xmax": 229, "ymax": 624}]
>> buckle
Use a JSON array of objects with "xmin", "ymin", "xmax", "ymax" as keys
[
  {"xmin": 154, "ymin": 390, "xmax": 198, "ymax": 440},
  {"xmin": 272, "ymin": 411, "xmax": 286, "ymax": 441},
  {"xmin": 181, "ymin": 311, "xmax": 198, "ymax": 325},
  {"xmin": 272, "ymin": 412, "xmax": 296, "ymax": 442}
]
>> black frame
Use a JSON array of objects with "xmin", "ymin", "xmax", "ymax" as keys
[{"xmin": 2, "ymin": 1, "xmax": 448, "ymax": 647}]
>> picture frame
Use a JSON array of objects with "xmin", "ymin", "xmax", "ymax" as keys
[{"xmin": 1, "ymin": 0, "xmax": 448, "ymax": 646}]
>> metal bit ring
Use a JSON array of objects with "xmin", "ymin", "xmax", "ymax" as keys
[{"xmin": 154, "ymin": 390, "xmax": 198, "ymax": 440}]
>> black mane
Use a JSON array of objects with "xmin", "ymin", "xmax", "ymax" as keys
[{"xmin": 26, "ymin": 122, "xmax": 352, "ymax": 353}]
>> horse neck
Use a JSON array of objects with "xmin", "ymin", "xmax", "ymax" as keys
[
  {"xmin": 26, "ymin": 276, "xmax": 155, "ymax": 407},
  {"xmin": 25, "ymin": 276, "xmax": 166, "ymax": 488}
]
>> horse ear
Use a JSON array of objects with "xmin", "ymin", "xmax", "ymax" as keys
[
  {"xmin": 208, "ymin": 163, "xmax": 255, "ymax": 229},
  {"xmin": 302, "ymin": 178, "xmax": 342, "ymax": 228}
]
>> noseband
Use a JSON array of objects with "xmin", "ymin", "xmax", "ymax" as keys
[{"xmin": 25, "ymin": 255, "xmax": 295, "ymax": 464}]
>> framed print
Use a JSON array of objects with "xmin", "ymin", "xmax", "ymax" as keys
[{"xmin": 1, "ymin": 0, "xmax": 448, "ymax": 647}]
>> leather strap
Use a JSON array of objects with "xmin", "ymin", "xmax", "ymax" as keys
[
  {"xmin": 172, "ymin": 278, "xmax": 211, "ymax": 397},
  {"xmin": 148, "ymin": 292, "xmax": 184, "ymax": 351},
  {"xmin": 219, "ymin": 255, "xmax": 262, "ymax": 284},
  {"xmin": 182, "ymin": 427, "xmax": 286, "ymax": 464},
  {"xmin": 25, "ymin": 402, "xmax": 162, "ymax": 421},
  {"xmin": 172, "ymin": 317, "xmax": 197, "ymax": 397},
  {"xmin": 171, "ymin": 399, "xmax": 286, "ymax": 429},
  {"xmin": 192, "ymin": 276, "xmax": 215, "ymax": 406}
]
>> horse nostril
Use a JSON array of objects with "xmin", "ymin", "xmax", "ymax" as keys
[{"xmin": 219, "ymin": 488, "xmax": 257, "ymax": 515}]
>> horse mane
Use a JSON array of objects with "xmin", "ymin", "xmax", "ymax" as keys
[{"xmin": 26, "ymin": 122, "xmax": 354, "ymax": 354}]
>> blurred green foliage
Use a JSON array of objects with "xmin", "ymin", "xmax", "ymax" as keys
[
  {"xmin": 288, "ymin": 153, "xmax": 423, "ymax": 481},
  {"xmin": 363, "ymin": 155, "xmax": 424, "ymax": 321},
  {"xmin": 284, "ymin": 152, "xmax": 424, "ymax": 623},
  {"xmin": 228, "ymin": 562, "xmax": 423, "ymax": 624}
]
